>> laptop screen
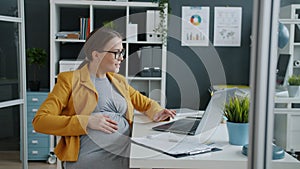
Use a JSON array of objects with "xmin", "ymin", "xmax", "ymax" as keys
[{"xmin": 198, "ymin": 88, "xmax": 236, "ymax": 132}]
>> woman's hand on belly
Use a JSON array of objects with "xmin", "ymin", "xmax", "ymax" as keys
[{"xmin": 88, "ymin": 114, "xmax": 118, "ymax": 134}]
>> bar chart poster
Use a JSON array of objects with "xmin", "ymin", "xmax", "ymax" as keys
[
  {"xmin": 213, "ymin": 7, "xmax": 242, "ymax": 46},
  {"xmin": 181, "ymin": 6, "xmax": 210, "ymax": 46}
]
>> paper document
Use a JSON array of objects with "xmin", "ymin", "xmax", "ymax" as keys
[{"xmin": 132, "ymin": 132, "xmax": 221, "ymax": 158}]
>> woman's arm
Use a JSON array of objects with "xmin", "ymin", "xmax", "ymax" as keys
[
  {"xmin": 128, "ymin": 85, "xmax": 175, "ymax": 121},
  {"xmin": 32, "ymin": 72, "xmax": 89, "ymax": 136}
]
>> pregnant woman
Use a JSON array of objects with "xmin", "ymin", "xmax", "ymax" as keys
[{"xmin": 32, "ymin": 28, "xmax": 176, "ymax": 169}]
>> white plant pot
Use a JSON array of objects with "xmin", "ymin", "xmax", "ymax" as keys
[{"xmin": 287, "ymin": 85, "xmax": 300, "ymax": 97}]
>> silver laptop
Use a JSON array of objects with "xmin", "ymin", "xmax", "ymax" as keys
[{"xmin": 152, "ymin": 88, "xmax": 238, "ymax": 136}]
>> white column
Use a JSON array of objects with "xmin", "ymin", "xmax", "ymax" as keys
[{"xmin": 249, "ymin": 0, "xmax": 280, "ymax": 169}]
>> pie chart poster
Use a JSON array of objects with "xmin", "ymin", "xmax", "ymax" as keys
[{"xmin": 181, "ymin": 6, "xmax": 210, "ymax": 46}]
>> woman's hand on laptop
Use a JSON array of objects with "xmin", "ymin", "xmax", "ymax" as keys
[{"xmin": 153, "ymin": 109, "xmax": 176, "ymax": 122}]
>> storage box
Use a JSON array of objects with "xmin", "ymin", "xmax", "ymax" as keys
[
  {"xmin": 139, "ymin": 67, "xmax": 161, "ymax": 77},
  {"xmin": 151, "ymin": 67, "xmax": 161, "ymax": 77},
  {"xmin": 59, "ymin": 59, "xmax": 83, "ymax": 72},
  {"xmin": 140, "ymin": 67, "xmax": 151, "ymax": 77}
]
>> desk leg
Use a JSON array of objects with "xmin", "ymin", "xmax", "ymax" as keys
[
  {"xmin": 57, "ymin": 160, "xmax": 62, "ymax": 169},
  {"xmin": 56, "ymin": 136, "xmax": 62, "ymax": 169}
]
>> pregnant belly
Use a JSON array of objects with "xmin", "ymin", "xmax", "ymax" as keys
[
  {"xmin": 99, "ymin": 111, "xmax": 130, "ymax": 134},
  {"xmin": 80, "ymin": 112, "xmax": 131, "ymax": 156}
]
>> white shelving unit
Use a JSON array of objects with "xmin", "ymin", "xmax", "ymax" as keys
[
  {"xmin": 50, "ymin": 0, "xmax": 167, "ymax": 107},
  {"xmin": 274, "ymin": 4, "xmax": 300, "ymax": 154},
  {"xmin": 279, "ymin": 4, "xmax": 300, "ymax": 77}
]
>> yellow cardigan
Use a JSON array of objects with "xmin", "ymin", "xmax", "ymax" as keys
[{"xmin": 32, "ymin": 65, "xmax": 163, "ymax": 161}]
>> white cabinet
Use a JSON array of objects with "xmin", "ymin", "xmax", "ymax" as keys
[
  {"xmin": 50, "ymin": 0, "xmax": 167, "ymax": 107},
  {"xmin": 274, "ymin": 95, "xmax": 300, "ymax": 152}
]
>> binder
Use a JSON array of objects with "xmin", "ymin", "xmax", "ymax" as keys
[
  {"xmin": 154, "ymin": 10, "xmax": 162, "ymax": 42},
  {"xmin": 146, "ymin": 10, "xmax": 161, "ymax": 42},
  {"xmin": 132, "ymin": 132, "xmax": 221, "ymax": 158},
  {"xmin": 140, "ymin": 46, "xmax": 162, "ymax": 69},
  {"xmin": 140, "ymin": 46, "xmax": 152, "ymax": 69},
  {"xmin": 140, "ymin": 46, "xmax": 162, "ymax": 77},
  {"xmin": 152, "ymin": 46, "xmax": 162, "ymax": 68}
]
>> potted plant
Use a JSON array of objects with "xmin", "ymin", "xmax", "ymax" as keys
[
  {"xmin": 152, "ymin": 0, "xmax": 170, "ymax": 46},
  {"xmin": 26, "ymin": 47, "xmax": 47, "ymax": 91},
  {"xmin": 287, "ymin": 75, "xmax": 300, "ymax": 97},
  {"xmin": 224, "ymin": 95, "xmax": 250, "ymax": 145}
]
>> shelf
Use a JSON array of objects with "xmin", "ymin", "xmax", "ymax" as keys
[
  {"xmin": 55, "ymin": 39, "xmax": 85, "ymax": 43},
  {"xmin": 127, "ymin": 2, "xmax": 158, "ymax": 8},
  {"xmin": 53, "ymin": 2, "xmax": 90, "ymax": 8},
  {"xmin": 274, "ymin": 108, "xmax": 300, "ymax": 114},
  {"xmin": 279, "ymin": 18, "xmax": 300, "ymax": 24},
  {"xmin": 53, "ymin": 0, "xmax": 126, "ymax": 7},
  {"xmin": 52, "ymin": 0, "xmax": 159, "ymax": 8},
  {"xmin": 126, "ymin": 41, "xmax": 163, "ymax": 45},
  {"xmin": 127, "ymin": 77, "xmax": 162, "ymax": 81},
  {"xmin": 275, "ymin": 96, "xmax": 300, "ymax": 102}
]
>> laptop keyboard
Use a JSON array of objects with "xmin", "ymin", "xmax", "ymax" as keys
[{"xmin": 153, "ymin": 118, "xmax": 201, "ymax": 135}]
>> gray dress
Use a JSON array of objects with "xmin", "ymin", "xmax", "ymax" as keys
[{"xmin": 65, "ymin": 76, "xmax": 131, "ymax": 169}]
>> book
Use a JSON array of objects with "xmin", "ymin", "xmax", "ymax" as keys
[
  {"xmin": 80, "ymin": 17, "xmax": 90, "ymax": 40},
  {"xmin": 55, "ymin": 31, "xmax": 80, "ymax": 39}
]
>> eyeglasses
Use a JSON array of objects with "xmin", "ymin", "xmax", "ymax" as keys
[{"xmin": 98, "ymin": 49, "xmax": 126, "ymax": 60}]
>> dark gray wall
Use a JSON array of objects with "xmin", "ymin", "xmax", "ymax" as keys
[
  {"xmin": 166, "ymin": 0, "xmax": 253, "ymax": 109},
  {"xmin": 24, "ymin": 0, "xmax": 253, "ymax": 109},
  {"xmin": 25, "ymin": 0, "xmax": 50, "ymax": 90}
]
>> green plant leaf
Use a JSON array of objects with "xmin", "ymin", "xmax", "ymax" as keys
[
  {"xmin": 26, "ymin": 47, "xmax": 47, "ymax": 81},
  {"xmin": 288, "ymin": 75, "xmax": 300, "ymax": 85},
  {"xmin": 224, "ymin": 95, "xmax": 249, "ymax": 123},
  {"xmin": 26, "ymin": 48, "xmax": 47, "ymax": 66}
]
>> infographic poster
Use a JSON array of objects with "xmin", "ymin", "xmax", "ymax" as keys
[
  {"xmin": 181, "ymin": 6, "xmax": 210, "ymax": 46},
  {"xmin": 213, "ymin": 7, "xmax": 242, "ymax": 46}
]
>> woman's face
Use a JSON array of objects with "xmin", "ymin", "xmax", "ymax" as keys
[{"xmin": 99, "ymin": 37, "xmax": 124, "ymax": 73}]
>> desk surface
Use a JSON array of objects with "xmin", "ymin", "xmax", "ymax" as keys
[{"xmin": 130, "ymin": 113, "xmax": 300, "ymax": 169}]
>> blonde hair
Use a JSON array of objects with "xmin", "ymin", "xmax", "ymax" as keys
[{"xmin": 77, "ymin": 28, "xmax": 122, "ymax": 69}]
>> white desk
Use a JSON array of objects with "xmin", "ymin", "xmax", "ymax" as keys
[{"xmin": 130, "ymin": 113, "xmax": 300, "ymax": 169}]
